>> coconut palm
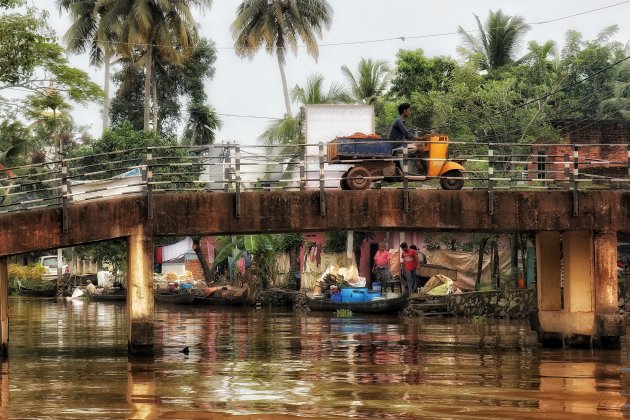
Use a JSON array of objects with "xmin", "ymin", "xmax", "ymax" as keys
[
  {"xmin": 231, "ymin": 0, "xmax": 333, "ymax": 117},
  {"xmin": 340, "ymin": 58, "xmax": 392, "ymax": 104},
  {"xmin": 57, "ymin": 0, "xmax": 116, "ymax": 133},
  {"xmin": 100, "ymin": 0, "xmax": 211, "ymax": 132},
  {"xmin": 600, "ymin": 61, "xmax": 630, "ymax": 118},
  {"xmin": 182, "ymin": 103, "xmax": 222, "ymax": 146},
  {"xmin": 291, "ymin": 73, "xmax": 352, "ymax": 106},
  {"xmin": 458, "ymin": 9, "xmax": 530, "ymax": 70}
]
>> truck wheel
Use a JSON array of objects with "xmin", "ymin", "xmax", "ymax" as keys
[
  {"xmin": 440, "ymin": 170, "xmax": 464, "ymax": 190},
  {"xmin": 340, "ymin": 171, "xmax": 350, "ymax": 190},
  {"xmin": 347, "ymin": 167, "xmax": 372, "ymax": 190}
]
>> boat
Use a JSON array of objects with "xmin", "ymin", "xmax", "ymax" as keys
[
  {"xmin": 305, "ymin": 291, "xmax": 409, "ymax": 314},
  {"xmin": 193, "ymin": 286, "xmax": 248, "ymax": 306},
  {"xmin": 86, "ymin": 289, "xmax": 126, "ymax": 302},
  {"xmin": 16, "ymin": 280, "xmax": 57, "ymax": 298},
  {"xmin": 154, "ymin": 290, "xmax": 195, "ymax": 305}
]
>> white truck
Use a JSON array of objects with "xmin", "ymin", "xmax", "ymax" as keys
[{"xmin": 39, "ymin": 255, "xmax": 69, "ymax": 278}]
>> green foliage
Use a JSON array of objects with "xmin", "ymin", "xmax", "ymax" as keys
[
  {"xmin": 8, "ymin": 263, "xmax": 47, "ymax": 289},
  {"xmin": 390, "ymin": 49, "xmax": 456, "ymax": 99},
  {"xmin": 341, "ymin": 58, "xmax": 392, "ymax": 104},
  {"xmin": 110, "ymin": 38, "xmax": 218, "ymax": 137},
  {"xmin": 277, "ymin": 233, "xmax": 304, "ymax": 253},
  {"xmin": 323, "ymin": 231, "xmax": 373, "ymax": 266},
  {"xmin": 76, "ymin": 239, "xmax": 127, "ymax": 281},
  {"xmin": 0, "ymin": 0, "xmax": 23, "ymax": 8}
]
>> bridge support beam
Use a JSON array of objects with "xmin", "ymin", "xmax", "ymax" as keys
[
  {"xmin": 0, "ymin": 258, "xmax": 7, "ymax": 359},
  {"xmin": 127, "ymin": 229, "xmax": 154, "ymax": 357},
  {"xmin": 531, "ymin": 230, "xmax": 624, "ymax": 348}
]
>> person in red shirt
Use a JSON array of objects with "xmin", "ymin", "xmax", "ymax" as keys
[
  {"xmin": 400, "ymin": 242, "xmax": 419, "ymax": 294},
  {"xmin": 372, "ymin": 242, "xmax": 392, "ymax": 294}
]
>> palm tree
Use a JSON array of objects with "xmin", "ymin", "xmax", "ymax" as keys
[
  {"xmin": 458, "ymin": 9, "xmax": 530, "ymax": 70},
  {"xmin": 100, "ymin": 0, "xmax": 211, "ymax": 132},
  {"xmin": 600, "ymin": 61, "xmax": 630, "ymax": 118},
  {"xmin": 231, "ymin": 0, "xmax": 333, "ymax": 117},
  {"xmin": 57, "ymin": 0, "xmax": 116, "ymax": 133},
  {"xmin": 340, "ymin": 58, "xmax": 392, "ymax": 104},
  {"xmin": 291, "ymin": 73, "xmax": 351, "ymax": 105},
  {"xmin": 182, "ymin": 103, "xmax": 222, "ymax": 146}
]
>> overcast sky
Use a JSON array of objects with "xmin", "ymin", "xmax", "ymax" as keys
[{"xmin": 36, "ymin": 0, "xmax": 630, "ymax": 144}]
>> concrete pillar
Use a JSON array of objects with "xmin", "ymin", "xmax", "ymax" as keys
[
  {"xmin": 593, "ymin": 231, "xmax": 624, "ymax": 344},
  {"xmin": 0, "ymin": 259, "xmax": 7, "ymax": 359},
  {"xmin": 535, "ymin": 232, "xmax": 562, "ymax": 311},
  {"xmin": 563, "ymin": 231, "xmax": 593, "ymax": 313},
  {"xmin": 533, "ymin": 230, "xmax": 624, "ymax": 348},
  {"xmin": 127, "ymin": 229, "xmax": 154, "ymax": 357}
]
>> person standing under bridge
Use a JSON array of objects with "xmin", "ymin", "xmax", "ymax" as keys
[
  {"xmin": 372, "ymin": 242, "xmax": 392, "ymax": 294},
  {"xmin": 400, "ymin": 242, "xmax": 419, "ymax": 294}
]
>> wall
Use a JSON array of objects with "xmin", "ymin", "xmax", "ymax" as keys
[{"xmin": 447, "ymin": 289, "xmax": 536, "ymax": 319}]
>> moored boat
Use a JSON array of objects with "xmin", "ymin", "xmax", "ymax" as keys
[
  {"xmin": 17, "ymin": 280, "xmax": 57, "ymax": 298},
  {"xmin": 305, "ymin": 291, "xmax": 409, "ymax": 314},
  {"xmin": 193, "ymin": 286, "xmax": 248, "ymax": 306},
  {"xmin": 86, "ymin": 289, "xmax": 126, "ymax": 302},
  {"xmin": 154, "ymin": 290, "xmax": 195, "ymax": 305}
]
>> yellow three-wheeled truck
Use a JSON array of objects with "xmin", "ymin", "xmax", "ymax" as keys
[{"xmin": 328, "ymin": 134, "xmax": 465, "ymax": 190}]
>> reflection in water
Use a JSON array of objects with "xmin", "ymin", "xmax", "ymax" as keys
[{"xmin": 1, "ymin": 297, "xmax": 629, "ymax": 418}]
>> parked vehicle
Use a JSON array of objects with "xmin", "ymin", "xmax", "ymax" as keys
[
  {"xmin": 39, "ymin": 255, "xmax": 69, "ymax": 278},
  {"xmin": 328, "ymin": 134, "xmax": 465, "ymax": 191}
]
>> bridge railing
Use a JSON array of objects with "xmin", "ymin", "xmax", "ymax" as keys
[{"xmin": 0, "ymin": 141, "xmax": 628, "ymax": 214}]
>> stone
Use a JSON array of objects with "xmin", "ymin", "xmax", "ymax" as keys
[{"xmin": 498, "ymin": 299, "xmax": 508, "ymax": 307}]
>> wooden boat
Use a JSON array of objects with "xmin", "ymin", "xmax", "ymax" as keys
[
  {"xmin": 154, "ymin": 290, "xmax": 195, "ymax": 305},
  {"xmin": 86, "ymin": 289, "xmax": 126, "ymax": 302},
  {"xmin": 193, "ymin": 286, "xmax": 248, "ymax": 306},
  {"xmin": 305, "ymin": 291, "xmax": 409, "ymax": 314},
  {"xmin": 17, "ymin": 280, "xmax": 57, "ymax": 298}
]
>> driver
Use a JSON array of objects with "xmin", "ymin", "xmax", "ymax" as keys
[{"xmin": 388, "ymin": 103, "xmax": 425, "ymax": 172}]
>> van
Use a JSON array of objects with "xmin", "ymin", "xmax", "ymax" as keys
[{"xmin": 39, "ymin": 255, "xmax": 69, "ymax": 278}]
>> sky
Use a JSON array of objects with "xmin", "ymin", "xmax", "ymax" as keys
[{"xmin": 35, "ymin": 0, "xmax": 630, "ymax": 144}]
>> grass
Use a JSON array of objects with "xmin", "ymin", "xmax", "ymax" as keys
[{"xmin": 336, "ymin": 308, "xmax": 353, "ymax": 317}]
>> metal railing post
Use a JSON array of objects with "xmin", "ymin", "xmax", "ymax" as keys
[
  {"xmin": 145, "ymin": 149, "xmax": 153, "ymax": 220},
  {"xmin": 299, "ymin": 149, "xmax": 306, "ymax": 191},
  {"xmin": 402, "ymin": 143, "xmax": 409, "ymax": 213},
  {"xmin": 488, "ymin": 147, "xmax": 494, "ymax": 215},
  {"xmin": 572, "ymin": 145, "xmax": 579, "ymax": 217},
  {"xmin": 61, "ymin": 161, "xmax": 69, "ymax": 233},
  {"xmin": 564, "ymin": 153, "xmax": 570, "ymax": 189},
  {"xmin": 318, "ymin": 142, "xmax": 326, "ymax": 216},
  {"xmin": 235, "ymin": 144, "xmax": 241, "ymax": 218}
]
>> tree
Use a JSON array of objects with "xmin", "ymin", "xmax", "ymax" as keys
[
  {"xmin": 100, "ymin": 0, "xmax": 211, "ymax": 132},
  {"xmin": 231, "ymin": 0, "xmax": 333, "ymax": 117},
  {"xmin": 110, "ymin": 38, "xmax": 219, "ymax": 137},
  {"xmin": 0, "ymin": 7, "xmax": 102, "ymax": 114},
  {"xmin": 341, "ymin": 58, "xmax": 392, "ymax": 104},
  {"xmin": 390, "ymin": 49, "xmax": 456, "ymax": 98},
  {"xmin": 600, "ymin": 61, "xmax": 630, "ymax": 118},
  {"xmin": 182, "ymin": 103, "xmax": 222, "ymax": 146},
  {"xmin": 57, "ymin": 0, "xmax": 117, "ymax": 133},
  {"xmin": 291, "ymin": 73, "xmax": 351, "ymax": 106},
  {"xmin": 458, "ymin": 9, "xmax": 530, "ymax": 71}
]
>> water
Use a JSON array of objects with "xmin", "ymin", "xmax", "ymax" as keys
[{"xmin": 3, "ymin": 296, "xmax": 630, "ymax": 419}]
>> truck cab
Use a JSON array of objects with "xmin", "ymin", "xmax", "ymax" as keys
[{"xmin": 39, "ymin": 255, "xmax": 69, "ymax": 278}]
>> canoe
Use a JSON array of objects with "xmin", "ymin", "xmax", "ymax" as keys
[
  {"xmin": 86, "ymin": 290, "xmax": 126, "ymax": 302},
  {"xmin": 154, "ymin": 290, "xmax": 195, "ymax": 305},
  {"xmin": 17, "ymin": 280, "xmax": 57, "ymax": 298},
  {"xmin": 305, "ymin": 291, "xmax": 409, "ymax": 314},
  {"xmin": 193, "ymin": 286, "xmax": 248, "ymax": 306}
]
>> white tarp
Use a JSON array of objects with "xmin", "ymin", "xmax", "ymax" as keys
[
  {"xmin": 305, "ymin": 105, "xmax": 374, "ymax": 188},
  {"xmin": 70, "ymin": 168, "xmax": 144, "ymax": 202},
  {"xmin": 162, "ymin": 237, "xmax": 194, "ymax": 262}
]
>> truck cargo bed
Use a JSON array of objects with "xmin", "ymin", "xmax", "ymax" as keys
[{"xmin": 327, "ymin": 137, "xmax": 393, "ymax": 161}]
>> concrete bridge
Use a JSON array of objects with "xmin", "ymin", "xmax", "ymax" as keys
[{"xmin": 0, "ymin": 188, "xmax": 629, "ymax": 356}]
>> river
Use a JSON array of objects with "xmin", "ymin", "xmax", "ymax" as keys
[{"xmin": 3, "ymin": 297, "xmax": 629, "ymax": 419}]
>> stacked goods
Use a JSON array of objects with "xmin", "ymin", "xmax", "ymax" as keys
[{"xmin": 316, "ymin": 271, "xmax": 350, "ymax": 293}]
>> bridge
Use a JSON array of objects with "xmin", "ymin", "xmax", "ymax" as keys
[{"xmin": 0, "ymin": 139, "xmax": 629, "ymax": 356}]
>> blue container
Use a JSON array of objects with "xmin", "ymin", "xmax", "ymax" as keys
[
  {"xmin": 372, "ymin": 282, "xmax": 381, "ymax": 292},
  {"xmin": 330, "ymin": 293, "xmax": 342, "ymax": 303},
  {"xmin": 341, "ymin": 287, "xmax": 368, "ymax": 302},
  {"xmin": 367, "ymin": 291, "xmax": 381, "ymax": 301}
]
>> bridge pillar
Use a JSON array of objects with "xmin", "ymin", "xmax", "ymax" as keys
[
  {"xmin": 0, "ymin": 258, "xmax": 7, "ymax": 359},
  {"xmin": 127, "ymin": 229, "xmax": 154, "ymax": 357},
  {"xmin": 531, "ymin": 230, "xmax": 624, "ymax": 347}
]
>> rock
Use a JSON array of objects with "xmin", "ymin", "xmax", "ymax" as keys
[{"xmin": 498, "ymin": 298, "xmax": 508, "ymax": 307}]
